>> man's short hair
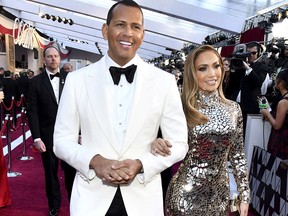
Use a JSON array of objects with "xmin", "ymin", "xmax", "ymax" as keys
[
  {"xmin": 43, "ymin": 45, "xmax": 60, "ymax": 57},
  {"xmin": 106, "ymin": 0, "xmax": 143, "ymax": 25},
  {"xmin": 4, "ymin": 70, "xmax": 11, "ymax": 77},
  {"xmin": 246, "ymin": 41, "xmax": 264, "ymax": 55}
]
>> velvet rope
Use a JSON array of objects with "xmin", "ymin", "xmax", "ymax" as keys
[
  {"xmin": 0, "ymin": 95, "xmax": 27, "ymax": 136},
  {"xmin": 14, "ymin": 97, "xmax": 23, "ymax": 108},
  {"xmin": 1, "ymin": 98, "xmax": 15, "ymax": 111},
  {"xmin": 1, "ymin": 95, "xmax": 27, "ymax": 111}
]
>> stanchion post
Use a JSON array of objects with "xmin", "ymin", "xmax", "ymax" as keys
[
  {"xmin": 6, "ymin": 114, "xmax": 22, "ymax": 177},
  {"xmin": 18, "ymin": 107, "xmax": 33, "ymax": 161},
  {"xmin": 0, "ymin": 103, "xmax": 2, "ymax": 131}
]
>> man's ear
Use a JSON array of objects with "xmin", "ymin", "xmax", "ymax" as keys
[
  {"xmin": 102, "ymin": 24, "xmax": 108, "ymax": 40},
  {"xmin": 138, "ymin": 28, "xmax": 145, "ymax": 46}
]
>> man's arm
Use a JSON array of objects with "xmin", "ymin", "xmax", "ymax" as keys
[{"xmin": 26, "ymin": 79, "xmax": 41, "ymax": 140}]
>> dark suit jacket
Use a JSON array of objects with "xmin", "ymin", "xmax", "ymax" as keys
[
  {"xmin": 17, "ymin": 76, "xmax": 29, "ymax": 100},
  {"xmin": 2, "ymin": 77, "xmax": 20, "ymax": 108},
  {"xmin": 240, "ymin": 61, "xmax": 268, "ymax": 113},
  {"xmin": 27, "ymin": 71, "xmax": 66, "ymax": 150}
]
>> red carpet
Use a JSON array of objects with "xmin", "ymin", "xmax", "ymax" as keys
[
  {"xmin": 0, "ymin": 128, "xmax": 70, "ymax": 216},
  {"xmin": 0, "ymin": 126, "xmax": 257, "ymax": 216}
]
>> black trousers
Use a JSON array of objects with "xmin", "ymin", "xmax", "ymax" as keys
[
  {"xmin": 105, "ymin": 186, "xmax": 128, "ymax": 216},
  {"xmin": 60, "ymin": 160, "xmax": 76, "ymax": 202},
  {"xmin": 41, "ymin": 149, "xmax": 61, "ymax": 210}
]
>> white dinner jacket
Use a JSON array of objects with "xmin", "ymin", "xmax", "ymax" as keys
[{"xmin": 54, "ymin": 54, "xmax": 188, "ymax": 216}]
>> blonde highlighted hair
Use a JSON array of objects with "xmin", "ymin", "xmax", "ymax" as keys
[{"xmin": 181, "ymin": 45, "xmax": 228, "ymax": 128}]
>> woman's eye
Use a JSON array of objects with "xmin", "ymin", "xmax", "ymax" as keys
[
  {"xmin": 199, "ymin": 67, "xmax": 206, "ymax": 71},
  {"xmin": 214, "ymin": 64, "xmax": 221, "ymax": 69}
]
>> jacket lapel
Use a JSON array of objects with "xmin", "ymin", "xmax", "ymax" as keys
[
  {"xmin": 84, "ymin": 60, "xmax": 118, "ymax": 152},
  {"xmin": 59, "ymin": 72, "xmax": 66, "ymax": 100}
]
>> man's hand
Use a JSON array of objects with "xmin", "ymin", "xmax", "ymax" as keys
[
  {"xmin": 110, "ymin": 159, "xmax": 143, "ymax": 184},
  {"xmin": 90, "ymin": 155, "xmax": 143, "ymax": 185},
  {"xmin": 242, "ymin": 61, "xmax": 250, "ymax": 70},
  {"xmin": 34, "ymin": 140, "xmax": 46, "ymax": 153},
  {"xmin": 89, "ymin": 155, "xmax": 130, "ymax": 184}
]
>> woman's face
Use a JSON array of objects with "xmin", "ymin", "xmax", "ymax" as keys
[
  {"xmin": 274, "ymin": 78, "xmax": 282, "ymax": 91},
  {"xmin": 195, "ymin": 50, "xmax": 222, "ymax": 92},
  {"xmin": 223, "ymin": 59, "xmax": 230, "ymax": 72}
]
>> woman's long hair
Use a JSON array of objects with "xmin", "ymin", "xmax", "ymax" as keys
[{"xmin": 181, "ymin": 45, "xmax": 228, "ymax": 128}]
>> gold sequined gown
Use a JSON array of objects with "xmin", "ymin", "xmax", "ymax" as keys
[{"xmin": 165, "ymin": 91, "xmax": 250, "ymax": 216}]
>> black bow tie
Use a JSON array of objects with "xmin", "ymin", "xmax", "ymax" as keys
[
  {"xmin": 50, "ymin": 73, "xmax": 60, "ymax": 80},
  {"xmin": 109, "ymin": 64, "xmax": 137, "ymax": 85}
]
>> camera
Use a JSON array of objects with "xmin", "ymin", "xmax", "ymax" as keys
[
  {"xmin": 257, "ymin": 96, "xmax": 271, "ymax": 111},
  {"xmin": 230, "ymin": 45, "xmax": 251, "ymax": 70}
]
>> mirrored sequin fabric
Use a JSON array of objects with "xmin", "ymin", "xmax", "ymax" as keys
[{"xmin": 165, "ymin": 91, "xmax": 250, "ymax": 216}]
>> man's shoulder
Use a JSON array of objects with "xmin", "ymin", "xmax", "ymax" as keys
[
  {"xmin": 28, "ymin": 73, "xmax": 46, "ymax": 87},
  {"xmin": 252, "ymin": 61, "xmax": 268, "ymax": 69}
]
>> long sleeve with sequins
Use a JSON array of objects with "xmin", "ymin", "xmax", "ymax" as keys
[{"xmin": 228, "ymin": 103, "xmax": 250, "ymax": 203}]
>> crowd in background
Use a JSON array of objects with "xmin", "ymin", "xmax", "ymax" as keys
[{"xmin": 0, "ymin": 62, "xmax": 74, "ymax": 103}]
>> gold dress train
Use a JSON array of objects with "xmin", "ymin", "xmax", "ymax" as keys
[{"xmin": 165, "ymin": 91, "xmax": 250, "ymax": 216}]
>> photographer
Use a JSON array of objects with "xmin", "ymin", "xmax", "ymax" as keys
[
  {"xmin": 275, "ymin": 42, "xmax": 288, "ymax": 73},
  {"xmin": 229, "ymin": 42, "xmax": 269, "ymax": 136}
]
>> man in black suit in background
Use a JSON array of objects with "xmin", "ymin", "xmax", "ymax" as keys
[
  {"xmin": 27, "ymin": 45, "xmax": 75, "ymax": 216},
  {"xmin": 229, "ymin": 42, "xmax": 268, "ymax": 136},
  {"xmin": 2, "ymin": 70, "xmax": 20, "ymax": 126},
  {"xmin": 16, "ymin": 71, "xmax": 29, "ymax": 103}
]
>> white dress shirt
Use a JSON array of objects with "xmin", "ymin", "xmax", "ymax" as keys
[
  {"xmin": 46, "ymin": 69, "xmax": 60, "ymax": 104},
  {"xmin": 105, "ymin": 55, "xmax": 138, "ymax": 151}
]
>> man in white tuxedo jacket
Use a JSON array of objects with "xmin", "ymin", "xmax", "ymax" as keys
[{"xmin": 53, "ymin": 1, "xmax": 188, "ymax": 216}]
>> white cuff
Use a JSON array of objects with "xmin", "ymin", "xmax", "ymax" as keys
[
  {"xmin": 245, "ymin": 68, "xmax": 252, "ymax": 76},
  {"xmin": 34, "ymin": 138, "xmax": 41, "ymax": 142}
]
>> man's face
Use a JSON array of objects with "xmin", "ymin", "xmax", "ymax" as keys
[
  {"xmin": 102, "ymin": 4, "xmax": 144, "ymax": 66},
  {"xmin": 44, "ymin": 47, "xmax": 61, "ymax": 73},
  {"xmin": 247, "ymin": 46, "xmax": 258, "ymax": 63},
  {"xmin": 63, "ymin": 65, "xmax": 73, "ymax": 73},
  {"xmin": 284, "ymin": 45, "xmax": 288, "ymax": 57}
]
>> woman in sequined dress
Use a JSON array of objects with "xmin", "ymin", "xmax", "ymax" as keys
[{"xmin": 152, "ymin": 45, "xmax": 250, "ymax": 215}]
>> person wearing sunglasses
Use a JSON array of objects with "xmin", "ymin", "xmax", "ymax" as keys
[{"xmin": 229, "ymin": 41, "xmax": 269, "ymax": 137}]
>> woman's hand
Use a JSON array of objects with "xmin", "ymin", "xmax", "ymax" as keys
[
  {"xmin": 239, "ymin": 202, "xmax": 249, "ymax": 216},
  {"xmin": 151, "ymin": 138, "xmax": 172, "ymax": 156},
  {"xmin": 260, "ymin": 108, "xmax": 270, "ymax": 119},
  {"xmin": 0, "ymin": 91, "xmax": 4, "ymax": 102}
]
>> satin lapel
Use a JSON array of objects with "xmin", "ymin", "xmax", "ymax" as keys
[
  {"xmin": 84, "ymin": 62, "xmax": 118, "ymax": 152},
  {"xmin": 119, "ymin": 63, "xmax": 154, "ymax": 156},
  {"xmin": 58, "ymin": 73, "xmax": 66, "ymax": 100},
  {"xmin": 42, "ymin": 72, "xmax": 57, "ymax": 104}
]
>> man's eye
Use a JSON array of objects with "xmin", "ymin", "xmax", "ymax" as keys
[{"xmin": 133, "ymin": 25, "xmax": 141, "ymax": 30}]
